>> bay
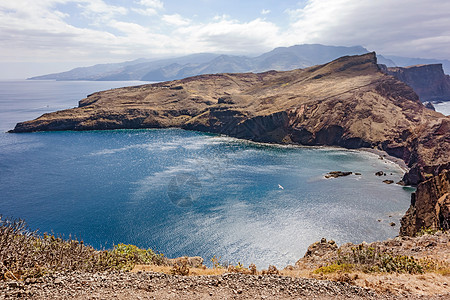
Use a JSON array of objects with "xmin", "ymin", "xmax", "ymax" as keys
[{"xmin": 0, "ymin": 80, "xmax": 413, "ymax": 268}]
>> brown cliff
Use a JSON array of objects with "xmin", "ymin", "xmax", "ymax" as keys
[
  {"xmin": 400, "ymin": 170, "xmax": 450, "ymax": 236},
  {"xmin": 381, "ymin": 64, "xmax": 450, "ymax": 102},
  {"xmin": 10, "ymin": 53, "xmax": 450, "ymax": 235}
]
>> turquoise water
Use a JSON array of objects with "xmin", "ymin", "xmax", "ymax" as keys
[{"xmin": 0, "ymin": 81, "xmax": 413, "ymax": 268}]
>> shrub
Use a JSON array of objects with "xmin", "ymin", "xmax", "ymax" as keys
[
  {"xmin": 170, "ymin": 258, "xmax": 189, "ymax": 276},
  {"xmin": 317, "ymin": 243, "xmax": 434, "ymax": 274},
  {"xmin": 262, "ymin": 265, "xmax": 279, "ymax": 275},
  {"xmin": 210, "ymin": 255, "xmax": 227, "ymax": 269},
  {"xmin": 416, "ymin": 227, "xmax": 439, "ymax": 237},
  {"xmin": 313, "ymin": 263, "xmax": 354, "ymax": 274},
  {"xmin": 0, "ymin": 216, "xmax": 165, "ymax": 280}
]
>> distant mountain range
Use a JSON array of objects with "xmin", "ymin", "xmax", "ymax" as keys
[{"xmin": 29, "ymin": 44, "xmax": 450, "ymax": 82}]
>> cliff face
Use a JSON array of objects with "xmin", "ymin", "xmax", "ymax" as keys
[
  {"xmin": 10, "ymin": 53, "xmax": 450, "ymax": 236},
  {"xmin": 400, "ymin": 171, "xmax": 450, "ymax": 236},
  {"xmin": 381, "ymin": 64, "xmax": 450, "ymax": 102}
]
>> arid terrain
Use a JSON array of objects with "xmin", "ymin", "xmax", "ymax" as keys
[{"xmin": 1, "ymin": 232, "xmax": 449, "ymax": 299}]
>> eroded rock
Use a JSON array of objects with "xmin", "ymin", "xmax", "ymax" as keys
[{"xmin": 400, "ymin": 170, "xmax": 450, "ymax": 236}]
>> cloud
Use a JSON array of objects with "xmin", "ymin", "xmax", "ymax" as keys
[
  {"xmin": 137, "ymin": 0, "xmax": 164, "ymax": 9},
  {"xmin": 162, "ymin": 14, "xmax": 191, "ymax": 26},
  {"xmin": 1, "ymin": 0, "xmax": 450, "ymax": 72},
  {"xmin": 133, "ymin": 0, "xmax": 163, "ymax": 15},
  {"xmin": 285, "ymin": 0, "xmax": 450, "ymax": 59},
  {"xmin": 132, "ymin": 7, "xmax": 158, "ymax": 16},
  {"xmin": 75, "ymin": 0, "xmax": 128, "ymax": 25},
  {"xmin": 175, "ymin": 17, "xmax": 281, "ymax": 53}
]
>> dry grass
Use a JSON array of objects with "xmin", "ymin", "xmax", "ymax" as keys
[
  {"xmin": 131, "ymin": 265, "xmax": 227, "ymax": 276},
  {"xmin": 0, "ymin": 216, "xmax": 165, "ymax": 281}
]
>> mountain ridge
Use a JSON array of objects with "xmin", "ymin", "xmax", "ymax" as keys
[{"xmin": 32, "ymin": 44, "xmax": 446, "ymax": 82}]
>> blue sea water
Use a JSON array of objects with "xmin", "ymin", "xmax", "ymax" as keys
[{"xmin": 0, "ymin": 80, "xmax": 414, "ymax": 268}]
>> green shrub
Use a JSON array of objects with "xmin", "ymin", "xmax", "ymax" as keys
[
  {"xmin": 314, "ymin": 263, "xmax": 354, "ymax": 274},
  {"xmin": 416, "ymin": 227, "xmax": 439, "ymax": 237}
]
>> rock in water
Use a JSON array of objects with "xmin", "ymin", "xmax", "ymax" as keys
[
  {"xmin": 325, "ymin": 171, "xmax": 352, "ymax": 178},
  {"xmin": 423, "ymin": 101, "xmax": 436, "ymax": 111}
]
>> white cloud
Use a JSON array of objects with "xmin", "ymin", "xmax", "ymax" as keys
[
  {"xmin": 261, "ymin": 9, "xmax": 270, "ymax": 15},
  {"xmin": 285, "ymin": 0, "xmax": 450, "ymax": 59},
  {"xmin": 137, "ymin": 0, "xmax": 163, "ymax": 9},
  {"xmin": 1, "ymin": 0, "xmax": 450, "ymax": 73},
  {"xmin": 176, "ymin": 18, "xmax": 281, "ymax": 53},
  {"xmin": 78, "ymin": 0, "xmax": 128, "ymax": 24},
  {"xmin": 132, "ymin": 7, "xmax": 158, "ymax": 16},
  {"xmin": 162, "ymin": 14, "xmax": 191, "ymax": 26},
  {"xmin": 108, "ymin": 21, "xmax": 148, "ymax": 35}
]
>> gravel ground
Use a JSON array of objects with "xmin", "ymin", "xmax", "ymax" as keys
[{"xmin": 1, "ymin": 271, "xmax": 449, "ymax": 300}]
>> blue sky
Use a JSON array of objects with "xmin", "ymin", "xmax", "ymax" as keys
[{"xmin": 1, "ymin": 0, "xmax": 450, "ymax": 78}]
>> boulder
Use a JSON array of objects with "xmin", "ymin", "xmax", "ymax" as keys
[
  {"xmin": 167, "ymin": 256, "xmax": 204, "ymax": 268},
  {"xmin": 325, "ymin": 171, "xmax": 352, "ymax": 178}
]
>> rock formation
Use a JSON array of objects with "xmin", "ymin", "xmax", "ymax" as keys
[
  {"xmin": 400, "ymin": 170, "xmax": 450, "ymax": 236},
  {"xmin": 10, "ymin": 53, "xmax": 450, "ymax": 236},
  {"xmin": 380, "ymin": 64, "xmax": 450, "ymax": 102}
]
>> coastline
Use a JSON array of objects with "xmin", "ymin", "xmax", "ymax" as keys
[
  {"xmin": 212, "ymin": 133, "xmax": 410, "ymax": 174},
  {"xmin": 359, "ymin": 147, "xmax": 409, "ymax": 172}
]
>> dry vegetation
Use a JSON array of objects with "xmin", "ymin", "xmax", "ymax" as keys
[
  {"xmin": 0, "ymin": 216, "xmax": 165, "ymax": 281},
  {"xmin": 1, "ymin": 215, "xmax": 449, "ymax": 297}
]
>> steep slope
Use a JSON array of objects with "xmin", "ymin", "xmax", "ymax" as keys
[
  {"xmin": 381, "ymin": 64, "xmax": 450, "ymax": 102},
  {"xmin": 400, "ymin": 170, "xmax": 450, "ymax": 236},
  {"xmin": 385, "ymin": 55, "xmax": 450, "ymax": 74}
]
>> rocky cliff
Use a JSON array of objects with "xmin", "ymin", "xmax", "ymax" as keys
[
  {"xmin": 380, "ymin": 64, "xmax": 450, "ymax": 102},
  {"xmin": 11, "ymin": 53, "xmax": 450, "ymax": 235},
  {"xmin": 400, "ymin": 170, "xmax": 450, "ymax": 236}
]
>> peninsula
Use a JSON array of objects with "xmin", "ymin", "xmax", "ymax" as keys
[{"xmin": 10, "ymin": 52, "xmax": 450, "ymax": 235}]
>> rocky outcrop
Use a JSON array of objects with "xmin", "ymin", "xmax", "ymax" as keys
[
  {"xmin": 166, "ymin": 256, "xmax": 204, "ymax": 268},
  {"xmin": 400, "ymin": 170, "xmax": 450, "ymax": 236},
  {"xmin": 296, "ymin": 231, "xmax": 450, "ymax": 270},
  {"xmin": 324, "ymin": 171, "xmax": 352, "ymax": 178},
  {"xmin": 423, "ymin": 102, "xmax": 436, "ymax": 111},
  {"xmin": 380, "ymin": 64, "xmax": 450, "ymax": 102}
]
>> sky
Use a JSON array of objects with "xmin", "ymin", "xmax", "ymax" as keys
[{"xmin": 1, "ymin": 0, "xmax": 450, "ymax": 79}]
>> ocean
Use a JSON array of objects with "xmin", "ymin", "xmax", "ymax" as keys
[{"xmin": 0, "ymin": 80, "xmax": 426, "ymax": 268}]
